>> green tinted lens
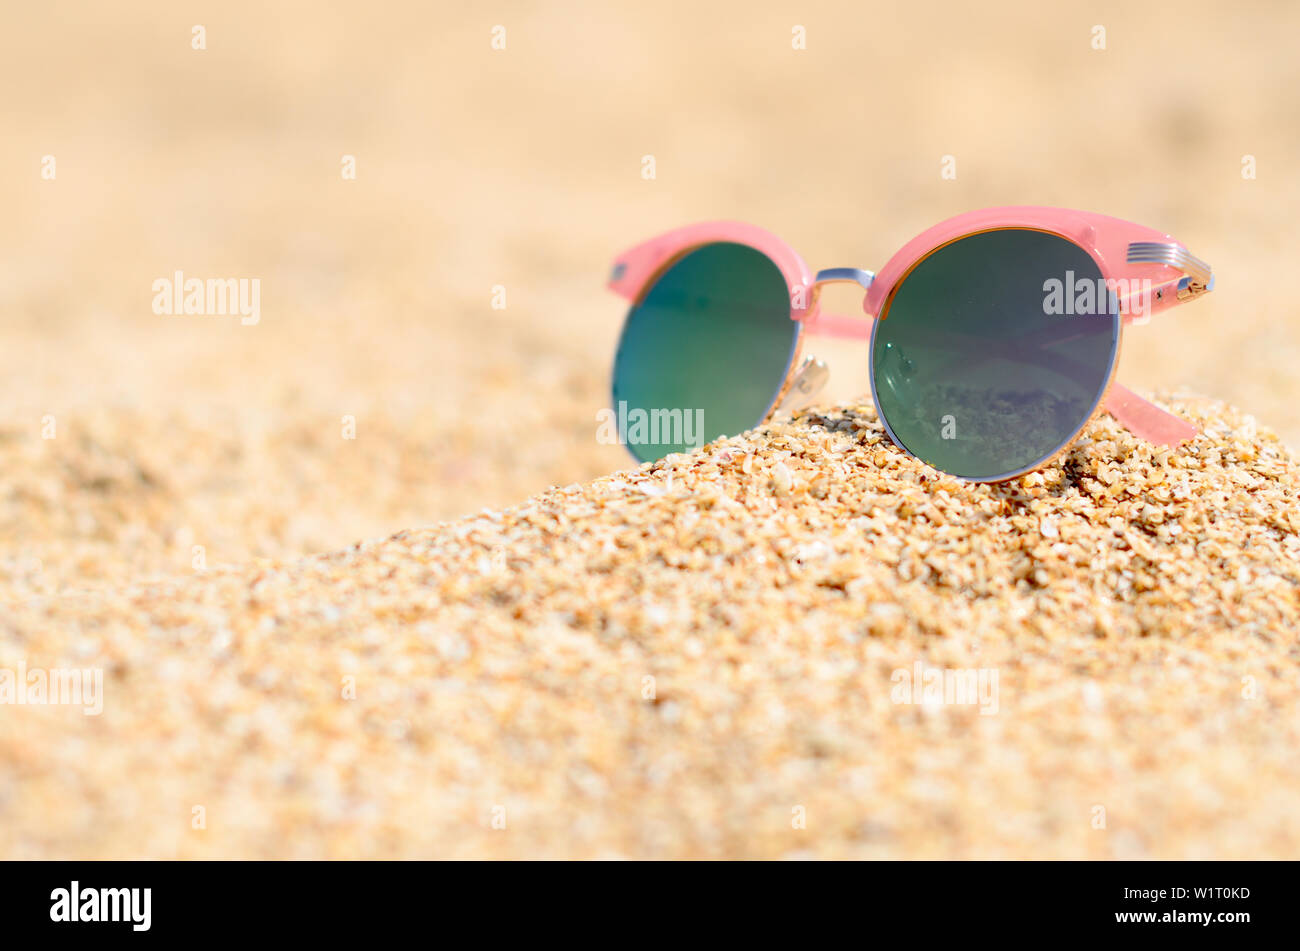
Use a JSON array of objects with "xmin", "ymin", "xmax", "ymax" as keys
[
  {"xmin": 871, "ymin": 229, "xmax": 1119, "ymax": 481},
  {"xmin": 612, "ymin": 242, "xmax": 797, "ymax": 463}
]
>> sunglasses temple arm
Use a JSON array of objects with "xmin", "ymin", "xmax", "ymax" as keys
[
  {"xmin": 957, "ymin": 327, "xmax": 1199, "ymax": 445},
  {"xmin": 1104, "ymin": 383, "xmax": 1199, "ymax": 447},
  {"xmin": 898, "ymin": 331, "xmax": 1200, "ymax": 449},
  {"xmin": 800, "ymin": 311, "xmax": 873, "ymax": 340}
]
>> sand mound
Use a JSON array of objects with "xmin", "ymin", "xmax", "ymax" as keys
[{"xmin": 3, "ymin": 394, "xmax": 1298, "ymax": 858}]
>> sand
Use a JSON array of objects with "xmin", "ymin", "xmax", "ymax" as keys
[{"xmin": 3, "ymin": 393, "xmax": 1298, "ymax": 859}]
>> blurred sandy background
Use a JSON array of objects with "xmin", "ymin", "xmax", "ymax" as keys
[{"xmin": 1, "ymin": 0, "xmax": 1296, "ymax": 599}]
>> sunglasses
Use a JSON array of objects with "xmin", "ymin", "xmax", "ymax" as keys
[{"xmin": 604, "ymin": 206, "xmax": 1214, "ymax": 482}]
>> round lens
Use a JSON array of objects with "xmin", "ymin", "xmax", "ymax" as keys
[
  {"xmin": 871, "ymin": 228, "xmax": 1119, "ymax": 481},
  {"xmin": 612, "ymin": 242, "xmax": 798, "ymax": 463}
]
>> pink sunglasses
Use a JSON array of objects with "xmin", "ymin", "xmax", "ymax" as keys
[{"xmin": 605, "ymin": 206, "xmax": 1213, "ymax": 482}]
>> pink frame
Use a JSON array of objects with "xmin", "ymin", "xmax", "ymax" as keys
[{"xmin": 606, "ymin": 207, "xmax": 1213, "ymax": 479}]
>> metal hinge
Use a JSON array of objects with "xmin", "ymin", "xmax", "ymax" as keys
[{"xmin": 1126, "ymin": 242, "xmax": 1214, "ymax": 301}]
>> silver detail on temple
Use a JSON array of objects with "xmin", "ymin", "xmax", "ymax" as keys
[{"xmin": 1126, "ymin": 242, "xmax": 1214, "ymax": 300}]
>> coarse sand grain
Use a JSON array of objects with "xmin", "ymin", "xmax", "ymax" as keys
[{"xmin": 2, "ymin": 393, "xmax": 1298, "ymax": 859}]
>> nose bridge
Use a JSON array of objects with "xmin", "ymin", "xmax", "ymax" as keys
[{"xmin": 812, "ymin": 267, "xmax": 875, "ymax": 291}]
